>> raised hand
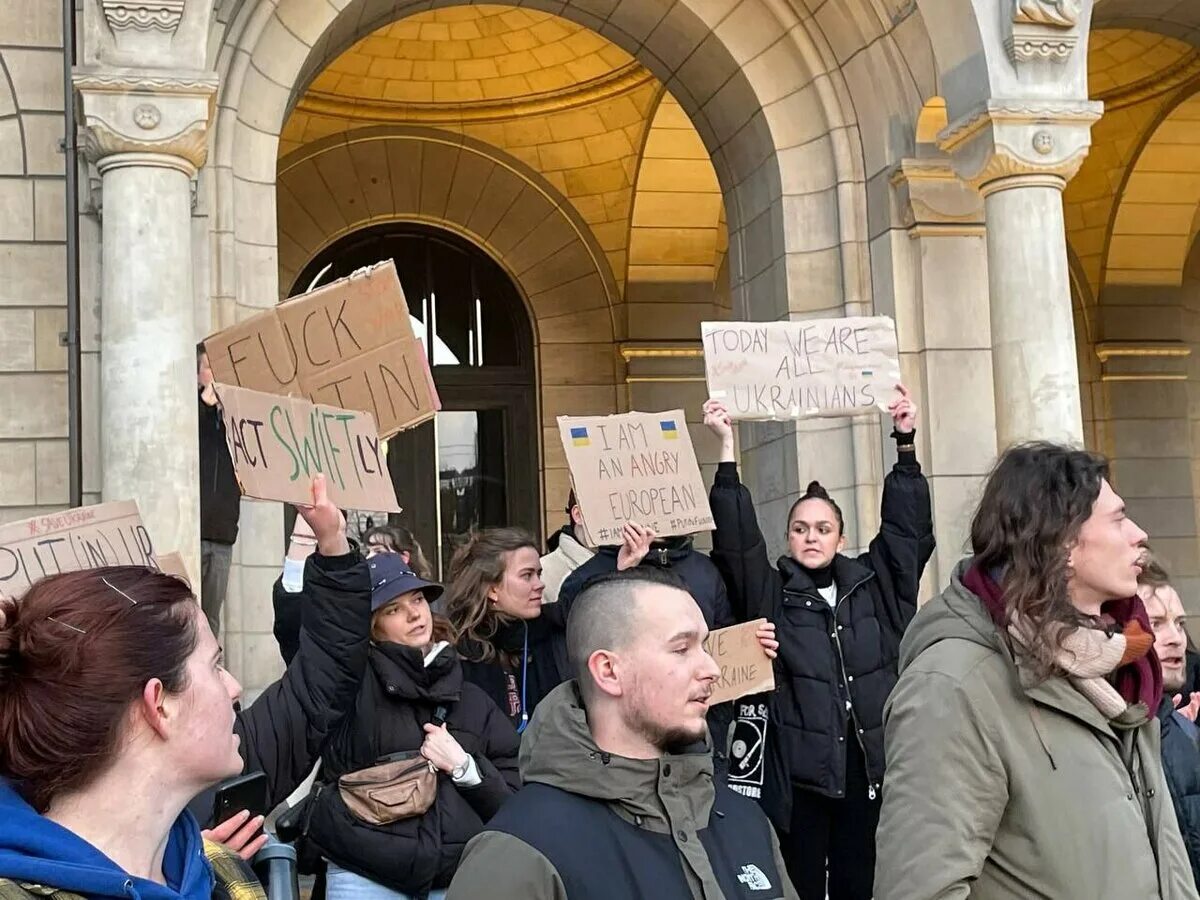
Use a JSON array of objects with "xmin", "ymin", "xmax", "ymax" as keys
[
  {"xmin": 1173, "ymin": 691, "xmax": 1200, "ymax": 723},
  {"xmin": 756, "ymin": 620, "xmax": 779, "ymax": 660},
  {"xmin": 887, "ymin": 384, "xmax": 917, "ymax": 434},
  {"xmin": 295, "ymin": 473, "xmax": 350, "ymax": 557},
  {"xmin": 703, "ymin": 399, "xmax": 735, "ymax": 463},
  {"xmin": 616, "ymin": 521, "xmax": 656, "ymax": 571}
]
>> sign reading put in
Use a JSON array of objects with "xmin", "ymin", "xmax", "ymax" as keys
[{"xmin": 557, "ymin": 410, "xmax": 713, "ymax": 545}]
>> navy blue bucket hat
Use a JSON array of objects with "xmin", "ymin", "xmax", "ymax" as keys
[{"xmin": 368, "ymin": 553, "xmax": 444, "ymax": 613}]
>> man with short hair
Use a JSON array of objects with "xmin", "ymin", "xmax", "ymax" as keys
[
  {"xmin": 540, "ymin": 490, "xmax": 594, "ymax": 605},
  {"xmin": 1141, "ymin": 553, "xmax": 1200, "ymax": 888},
  {"xmin": 447, "ymin": 569, "xmax": 798, "ymax": 900}
]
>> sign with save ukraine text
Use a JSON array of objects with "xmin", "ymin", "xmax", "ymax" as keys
[
  {"xmin": 701, "ymin": 316, "xmax": 901, "ymax": 420},
  {"xmin": 215, "ymin": 383, "xmax": 401, "ymax": 512},
  {"xmin": 557, "ymin": 410, "xmax": 713, "ymax": 545}
]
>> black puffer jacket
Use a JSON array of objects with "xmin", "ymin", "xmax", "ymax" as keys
[
  {"xmin": 305, "ymin": 642, "xmax": 521, "ymax": 895},
  {"xmin": 1160, "ymin": 696, "xmax": 1200, "ymax": 888},
  {"xmin": 709, "ymin": 455, "xmax": 933, "ymax": 829},
  {"xmin": 191, "ymin": 549, "xmax": 373, "ymax": 824},
  {"xmin": 199, "ymin": 395, "xmax": 240, "ymax": 545},
  {"xmin": 558, "ymin": 538, "xmax": 737, "ymax": 766}
]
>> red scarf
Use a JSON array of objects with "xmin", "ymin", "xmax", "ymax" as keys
[{"xmin": 963, "ymin": 564, "xmax": 1161, "ymax": 712}]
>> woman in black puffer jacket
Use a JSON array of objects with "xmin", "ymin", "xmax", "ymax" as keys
[
  {"xmin": 285, "ymin": 553, "xmax": 520, "ymax": 900},
  {"xmin": 703, "ymin": 388, "xmax": 934, "ymax": 900}
]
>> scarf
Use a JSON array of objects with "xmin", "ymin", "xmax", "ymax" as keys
[{"xmin": 963, "ymin": 565, "xmax": 1160, "ymax": 721}]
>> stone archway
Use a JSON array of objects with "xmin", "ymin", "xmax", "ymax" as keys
[{"xmin": 275, "ymin": 125, "xmax": 624, "ymax": 529}]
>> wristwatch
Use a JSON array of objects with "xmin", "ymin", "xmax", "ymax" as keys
[{"xmin": 450, "ymin": 757, "xmax": 471, "ymax": 781}]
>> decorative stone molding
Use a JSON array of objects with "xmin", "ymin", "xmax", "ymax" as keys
[
  {"xmin": 75, "ymin": 67, "xmax": 218, "ymax": 172},
  {"xmin": 938, "ymin": 100, "xmax": 1103, "ymax": 195},
  {"xmin": 101, "ymin": 0, "xmax": 185, "ymax": 34},
  {"xmin": 1013, "ymin": 0, "xmax": 1080, "ymax": 27},
  {"xmin": 890, "ymin": 159, "xmax": 985, "ymax": 237},
  {"xmin": 1007, "ymin": 0, "xmax": 1082, "ymax": 63}
]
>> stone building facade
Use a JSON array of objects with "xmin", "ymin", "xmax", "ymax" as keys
[{"xmin": 1, "ymin": 0, "xmax": 1198, "ymax": 695}]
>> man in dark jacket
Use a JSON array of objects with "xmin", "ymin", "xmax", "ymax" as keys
[
  {"xmin": 198, "ymin": 344, "xmax": 241, "ymax": 637},
  {"xmin": 447, "ymin": 569, "xmax": 798, "ymax": 900},
  {"xmin": 1141, "ymin": 556, "xmax": 1200, "ymax": 888},
  {"xmin": 558, "ymin": 524, "xmax": 736, "ymax": 765}
]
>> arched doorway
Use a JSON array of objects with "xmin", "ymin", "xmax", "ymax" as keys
[{"xmin": 293, "ymin": 224, "xmax": 540, "ymax": 576}]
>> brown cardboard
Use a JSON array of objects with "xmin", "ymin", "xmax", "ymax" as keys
[
  {"xmin": 152, "ymin": 551, "xmax": 192, "ymax": 587},
  {"xmin": 701, "ymin": 317, "xmax": 902, "ymax": 420},
  {"xmin": 215, "ymin": 382, "xmax": 401, "ymax": 512},
  {"xmin": 557, "ymin": 409, "xmax": 713, "ymax": 544},
  {"xmin": 0, "ymin": 501, "xmax": 157, "ymax": 598},
  {"xmin": 203, "ymin": 260, "xmax": 440, "ymax": 439},
  {"xmin": 702, "ymin": 618, "xmax": 776, "ymax": 705}
]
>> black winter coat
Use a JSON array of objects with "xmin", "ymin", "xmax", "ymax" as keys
[
  {"xmin": 709, "ymin": 456, "xmax": 933, "ymax": 829},
  {"xmin": 458, "ymin": 607, "xmax": 569, "ymax": 733},
  {"xmin": 1160, "ymin": 696, "xmax": 1200, "ymax": 888},
  {"xmin": 558, "ymin": 538, "xmax": 737, "ymax": 765},
  {"xmin": 199, "ymin": 395, "xmax": 240, "ymax": 545},
  {"xmin": 191, "ymin": 550, "xmax": 373, "ymax": 824},
  {"xmin": 305, "ymin": 642, "xmax": 521, "ymax": 895}
]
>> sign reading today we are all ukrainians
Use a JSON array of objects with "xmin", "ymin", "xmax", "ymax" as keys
[{"xmin": 701, "ymin": 316, "xmax": 901, "ymax": 420}]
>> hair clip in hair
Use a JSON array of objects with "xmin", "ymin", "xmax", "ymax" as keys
[
  {"xmin": 102, "ymin": 577, "xmax": 138, "ymax": 606},
  {"xmin": 46, "ymin": 616, "xmax": 88, "ymax": 635}
]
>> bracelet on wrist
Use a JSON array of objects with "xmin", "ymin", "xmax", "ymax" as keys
[{"xmin": 290, "ymin": 536, "xmax": 317, "ymax": 546}]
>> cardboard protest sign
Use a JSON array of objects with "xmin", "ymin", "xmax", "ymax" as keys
[
  {"xmin": 153, "ymin": 552, "xmax": 191, "ymax": 587},
  {"xmin": 557, "ymin": 409, "xmax": 713, "ymax": 545},
  {"xmin": 203, "ymin": 260, "xmax": 440, "ymax": 440},
  {"xmin": 703, "ymin": 618, "xmax": 775, "ymax": 705},
  {"xmin": 701, "ymin": 317, "xmax": 901, "ymax": 420},
  {"xmin": 0, "ymin": 501, "xmax": 158, "ymax": 598},
  {"xmin": 215, "ymin": 383, "xmax": 401, "ymax": 513}
]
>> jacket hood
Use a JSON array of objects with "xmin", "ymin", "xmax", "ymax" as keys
[
  {"xmin": 520, "ymin": 681, "xmax": 714, "ymax": 828},
  {"xmin": 898, "ymin": 557, "xmax": 1004, "ymax": 675},
  {"xmin": 596, "ymin": 535, "xmax": 695, "ymax": 565},
  {"xmin": 369, "ymin": 640, "xmax": 463, "ymax": 703},
  {"xmin": 0, "ymin": 780, "xmax": 214, "ymax": 900},
  {"xmin": 545, "ymin": 528, "xmax": 593, "ymax": 566}
]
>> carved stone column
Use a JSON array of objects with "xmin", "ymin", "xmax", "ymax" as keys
[
  {"xmin": 75, "ymin": 67, "xmax": 217, "ymax": 585},
  {"xmin": 939, "ymin": 98, "xmax": 1101, "ymax": 447}
]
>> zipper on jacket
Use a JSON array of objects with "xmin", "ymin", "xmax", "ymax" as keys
[
  {"xmin": 829, "ymin": 581, "xmax": 877, "ymax": 801},
  {"xmin": 787, "ymin": 573, "xmax": 877, "ymax": 800}
]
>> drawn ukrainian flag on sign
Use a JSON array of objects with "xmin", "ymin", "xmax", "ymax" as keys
[
  {"xmin": 571, "ymin": 426, "xmax": 590, "ymax": 447},
  {"xmin": 660, "ymin": 420, "xmax": 679, "ymax": 440}
]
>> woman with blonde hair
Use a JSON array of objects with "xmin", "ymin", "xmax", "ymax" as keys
[{"xmin": 444, "ymin": 528, "xmax": 568, "ymax": 733}]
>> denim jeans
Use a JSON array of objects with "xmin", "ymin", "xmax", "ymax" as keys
[
  {"xmin": 325, "ymin": 862, "xmax": 446, "ymax": 900},
  {"xmin": 200, "ymin": 539, "xmax": 233, "ymax": 637}
]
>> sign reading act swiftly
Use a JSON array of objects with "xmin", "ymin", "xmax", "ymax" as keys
[
  {"xmin": 216, "ymin": 383, "xmax": 401, "ymax": 512},
  {"xmin": 557, "ymin": 409, "xmax": 713, "ymax": 545},
  {"xmin": 203, "ymin": 260, "xmax": 439, "ymax": 440},
  {"xmin": 701, "ymin": 317, "xmax": 901, "ymax": 420}
]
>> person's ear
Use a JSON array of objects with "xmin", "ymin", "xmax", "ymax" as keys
[
  {"xmin": 587, "ymin": 649, "xmax": 624, "ymax": 699},
  {"xmin": 139, "ymin": 678, "xmax": 171, "ymax": 740},
  {"xmin": 837, "ymin": 534, "xmax": 847, "ymax": 553}
]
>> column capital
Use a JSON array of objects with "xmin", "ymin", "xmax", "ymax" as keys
[
  {"xmin": 890, "ymin": 158, "xmax": 985, "ymax": 237},
  {"xmin": 74, "ymin": 67, "xmax": 218, "ymax": 171},
  {"xmin": 937, "ymin": 98, "xmax": 1103, "ymax": 196}
]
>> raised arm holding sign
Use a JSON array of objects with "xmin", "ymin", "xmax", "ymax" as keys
[{"xmin": 702, "ymin": 316, "xmax": 902, "ymax": 420}]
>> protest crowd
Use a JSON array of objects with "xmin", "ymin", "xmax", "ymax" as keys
[{"xmin": 4, "ymin": 267, "xmax": 1200, "ymax": 900}]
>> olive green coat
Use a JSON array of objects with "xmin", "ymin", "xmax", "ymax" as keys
[{"xmin": 875, "ymin": 560, "xmax": 1198, "ymax": 900}]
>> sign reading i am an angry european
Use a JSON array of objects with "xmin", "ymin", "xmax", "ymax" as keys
[{"xmin": 557, "ymin": 409, "xmax": 713, "ymax": 545}]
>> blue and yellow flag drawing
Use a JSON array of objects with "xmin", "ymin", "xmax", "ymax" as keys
[
  {"xmin": 660, "ymin": 420, "xmax": 679, "ymax": 440},
  {"xmin": 571, "ymin": 426, "xmax": 590, "ymax": 447}
]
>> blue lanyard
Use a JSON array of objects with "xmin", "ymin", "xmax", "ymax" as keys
[{"xmin": 516, "ymin": 622, "xmax": 530, "ymax": 734}]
